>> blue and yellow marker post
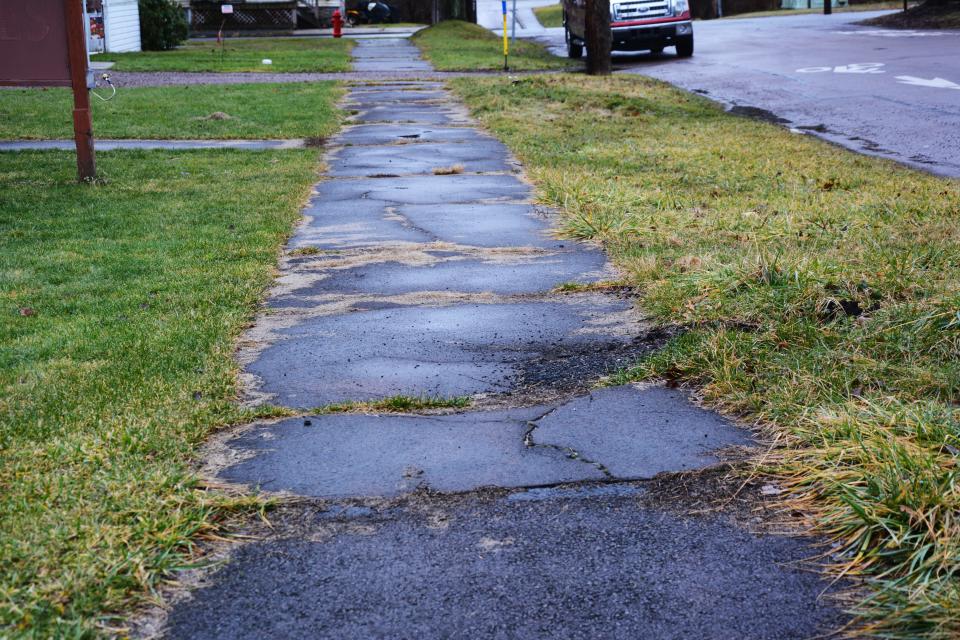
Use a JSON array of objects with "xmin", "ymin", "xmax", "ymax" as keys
[{"xmin": 502, "ymin": 0, "xmax": 509, "ymax": 71}]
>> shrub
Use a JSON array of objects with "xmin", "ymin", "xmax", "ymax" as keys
[{"xmin": 139, "ymin": 0, "xmax": 189, "ymax": 51}]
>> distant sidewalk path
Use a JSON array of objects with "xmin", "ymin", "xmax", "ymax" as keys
[
  {"xmin": 104, "ymin": 69, "xmax": 493, "ymax": 87},
  {"xmin": 103, "ymin": 66, "xmax": 550, "ymax": 87},
  {"xmin": 0, "ymin": 139, "xmax": 309, "ymax": 151}
]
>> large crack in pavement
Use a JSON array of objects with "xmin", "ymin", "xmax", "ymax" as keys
[{"xmin": 155, "ymin": 37, "xmax": 852, "ymax": 640}]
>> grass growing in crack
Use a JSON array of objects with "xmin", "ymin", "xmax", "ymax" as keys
[
  {"xmin": 97, "ymin": 37, "xmax": 354, "ymax": 73},
  {"xmin": 450, "ymin": 73, "xmax": 960, "ymax": 638},
  {"xmin": 289, "ymin": 246, "xmax": 324, "ymax": 256},
  {"xmin": 433, "ymin": 164, "xmax": 465, "ymax": 175},
  {"xmin": 314, "ymin": 395, "xmax": 472, "ymax": 414},
  {"xmin": 0, "ymin": 82, "xmax": 343, "ymax": 140},
  {"xmin": 552, "ymin": 280, "xmax": 630, "ymax": 293},
  {"xmin": 0, "ymin": 149, "xmax": 323, "ymax": 637},
  {"xmin": 411, "ymin": 21, "xmax": 576, "ymax": 72}
]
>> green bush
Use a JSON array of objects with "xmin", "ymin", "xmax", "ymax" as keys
[{"xmin": 139, "ymin": 0, "xmax": 189, "ymax": 51}]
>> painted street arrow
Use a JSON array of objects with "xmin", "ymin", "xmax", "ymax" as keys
[{"xmin": 895, "ymin": 75, "xmax": 960, "ymax": 90}]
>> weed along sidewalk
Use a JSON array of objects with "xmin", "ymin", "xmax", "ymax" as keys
[{"xmin": 158, "ymin": 37, "xmax": 848, "ymax": 639}]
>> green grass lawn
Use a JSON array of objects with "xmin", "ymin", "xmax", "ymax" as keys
[
  {"xmin": 412, "ymin": 21, "xmax": 576, "ymax": 71},
  {"xmin": 97, "ymin": 37, "xmax": 353, "ymax": 73},
  {"xmin": 451, "ymin": 74, "xmax": 960, "ymax": 639},
  {"xmin": 860, "ymin": 1, "xmax": 960, "ymax": 28},
  {"xmin": 0, "ymin": 148, "xmax": 322, "ymax": 637},
  {"xmin": 730, "ymin": 0, "xmax": 915, "ymax": 18},
  {"xmin": 533, "ymin": 4, "xmax": 563, "ymax": 28},
  {"xmin": 0, "ymin": 82, "xmax": 343, "ymax": 140}
]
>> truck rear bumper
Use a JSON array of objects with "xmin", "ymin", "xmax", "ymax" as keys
[{"xmin": 610, "ymin": 20, "xmax": 692, "ymax": 51}]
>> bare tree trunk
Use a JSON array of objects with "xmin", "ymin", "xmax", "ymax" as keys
[{"xmin": 585, "ymin": 0, "xmax": 611, "ymax": 75}]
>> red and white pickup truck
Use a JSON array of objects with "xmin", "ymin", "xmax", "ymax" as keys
[{"xmin": 561, "ymin": 0, "xmax": 694, "ymax": 58}]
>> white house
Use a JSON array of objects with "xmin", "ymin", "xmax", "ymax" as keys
[{"xmin": 86, "ymin": 0, "xmax": 142, "ymax": 53}]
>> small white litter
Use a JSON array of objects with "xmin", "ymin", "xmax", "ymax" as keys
[{"xmin": 760, "ymin": 484, "xmax": 783, "ymax": 496}]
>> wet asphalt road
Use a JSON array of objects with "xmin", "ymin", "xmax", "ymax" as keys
[{"xmin": 525, "ymin": 10, "xmax": 960, "ymax": 177}]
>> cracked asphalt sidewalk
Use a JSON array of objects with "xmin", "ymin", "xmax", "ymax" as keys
[{"xmin": 156, "ymin": 37, "xmax": 853, "ymax": 640}]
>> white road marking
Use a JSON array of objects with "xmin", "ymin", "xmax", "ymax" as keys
[
  {"xmin": 834, "ymin": 62, "xmax": 886, "ymax": 74},
  {"xmin": 895, "ymin": 75, "xmax": 960, "ymax": 90},
  {"xmin": 796, "ymin": 62, "xmax": 885, "ymax": 74},
  {"xmin": 833, "ymin": 29, "xmax": 948, "ymax": 37}
]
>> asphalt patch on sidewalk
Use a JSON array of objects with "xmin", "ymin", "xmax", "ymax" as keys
[
  {"xmin": 332, "ymin": 124, "xmax": 487, "ymax": 146},
  {"xmin": 329, "ymin": 139, "xmax": 513, "ymax": 176},
  {"xmin": 316, "ymin": 173, "xmax": 530, "ymax": 204},
  {"xmin": 272, "ymin": 249, "xmax": 611, "ymax": 297},
  {"xmin": 164, "ymin": 486, "xmax": 848, "ymax": 640},
  {"xmin": 245, "ymin": 296, "xmax": 644, "ymax": 407},
  {"xmin": 289, "ymin": 200, "xmax": 563, "ymax": 249},
  {"xmin": 218, "ymin": 385, "xmax": 751, "ymax": 498}
]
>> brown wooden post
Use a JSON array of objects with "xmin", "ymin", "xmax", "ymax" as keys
[{"xmin": 64, "ymin": 0, "xmax": 95, "ymax": 180}]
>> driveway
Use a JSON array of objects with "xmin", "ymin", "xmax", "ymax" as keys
[
  {"xmin": 481, "ymin": 3, "xmax": 960, "ymax": 177},
  {"xmin": 478, "ymin": 0, "xmax": 558, "ymax": 38}
]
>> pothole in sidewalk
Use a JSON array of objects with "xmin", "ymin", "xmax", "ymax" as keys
[{"xmin": 511, "ymin": 325, "xmax": 677, "ymax": 395}]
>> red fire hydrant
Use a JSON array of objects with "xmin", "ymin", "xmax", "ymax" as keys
[{"xmin": 332, "ymin": 9, "xmax": 343, "ymax": 38}]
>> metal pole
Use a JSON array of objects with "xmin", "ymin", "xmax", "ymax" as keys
[
  {"xmin": 511, "ymin": 0, "xmax": 517, "ymax": 44},
  {"xmin": 64, "ymin": 0, "xmax": 95, "ymax": 181},
  {"xmin": 502, "ymin": 0, "xmax": 509, "ymax": 71}
]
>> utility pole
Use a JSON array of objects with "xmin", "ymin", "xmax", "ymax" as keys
[
  {"xmin": 584, "ymin": 0, "xmax": 611, "ymax": 75},
  {"xmin": 824, "ymin": 0, "xmax": 832, "ymax": 14}
]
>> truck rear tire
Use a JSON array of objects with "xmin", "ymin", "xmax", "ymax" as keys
[
  {"xmin": 676, "ymin": 35, "xmax": 693, "ymax": 57},
  {"xmin": 564, "ymin": 22, "xmax": 584, "ymax": 59}
]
